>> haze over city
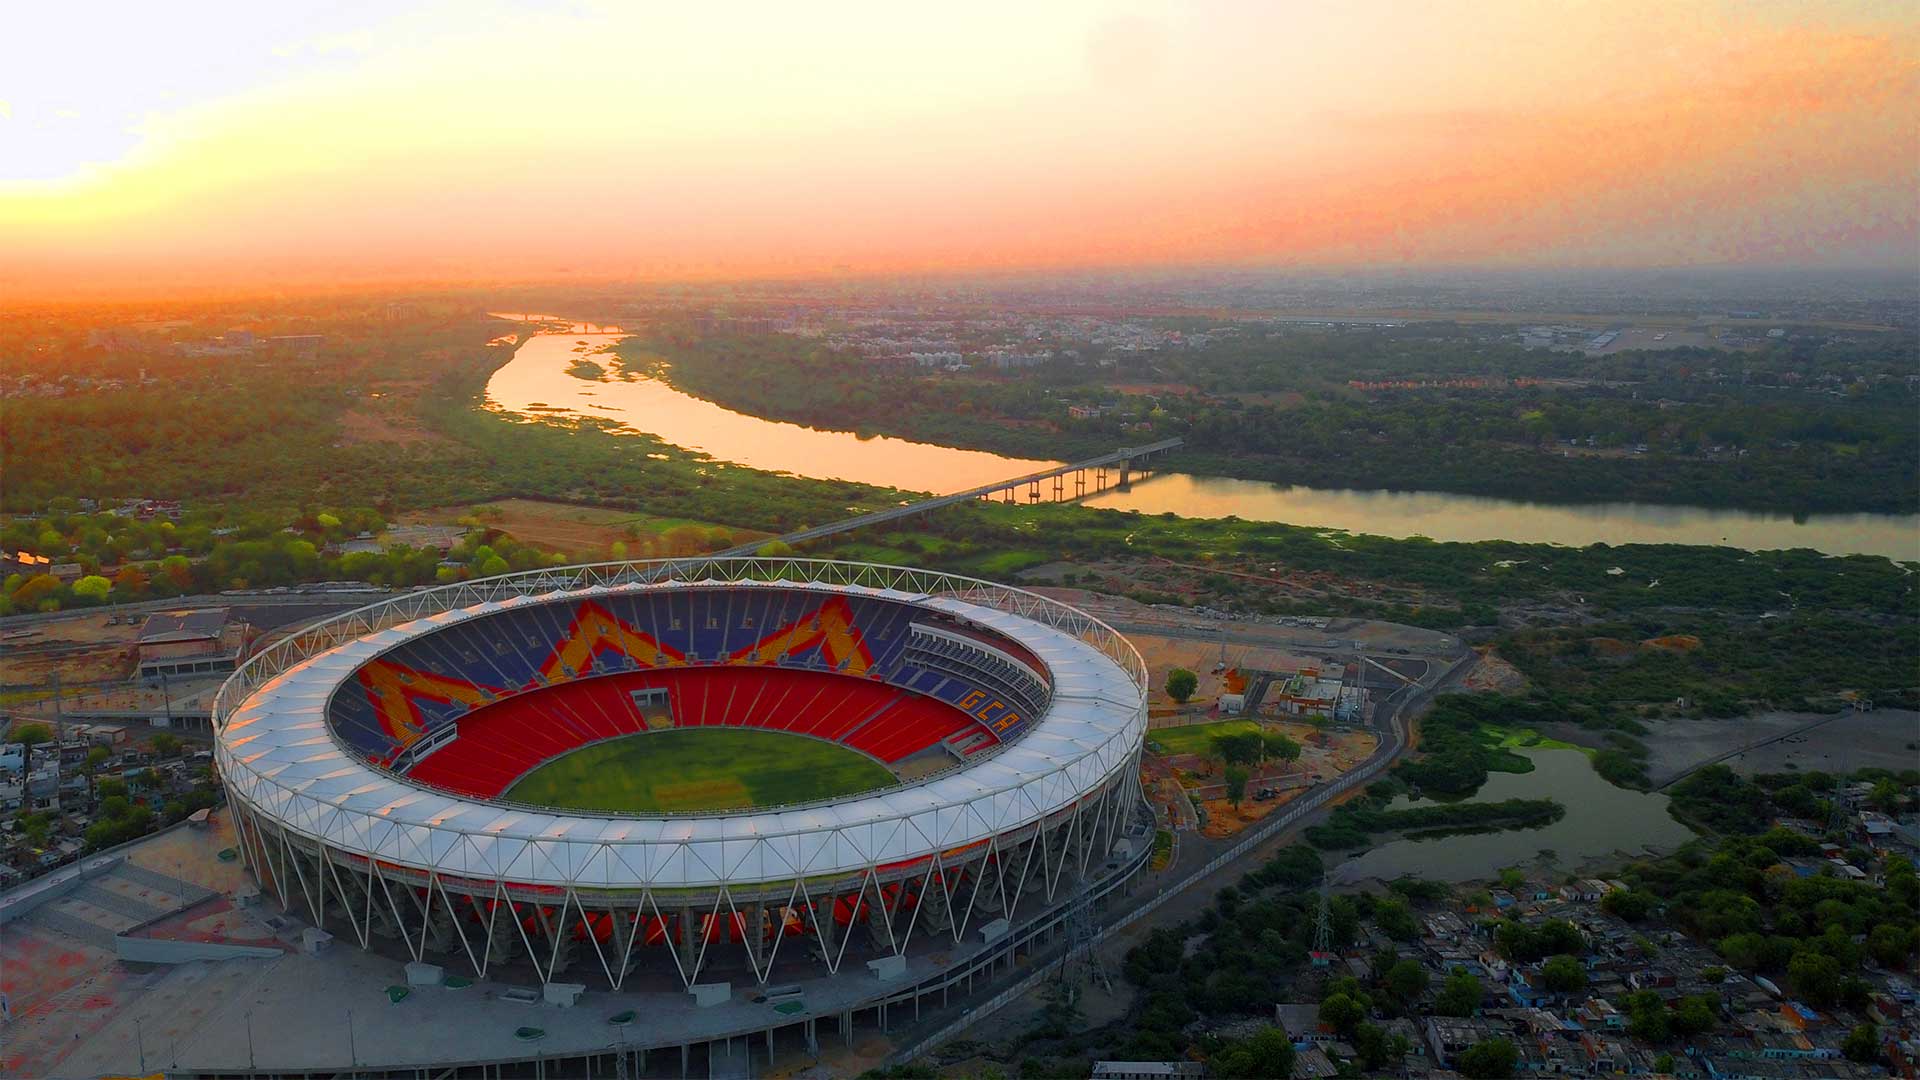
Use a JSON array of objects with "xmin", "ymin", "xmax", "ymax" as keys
[
  {"xmin": 2, "ymin": 5, "xmax": 1918, "ymax": 1080},
  {"xmin": 3, "ymin": 0, "xmax": 1917, "ymax": 298}
]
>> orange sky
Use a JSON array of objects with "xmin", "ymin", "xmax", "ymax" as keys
[{"xmin": 2, "ymin": 1, "xmax": 1915, "ymax": 298}]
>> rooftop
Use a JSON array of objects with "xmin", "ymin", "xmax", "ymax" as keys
[{"xmin": 136, "ymin": 609, "xmax": 229, "ymax": 644}]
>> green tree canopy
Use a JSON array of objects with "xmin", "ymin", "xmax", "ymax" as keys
[
  {"xmin": 1436, "ymin": 969, "xmax": 1483, "ymax": 1017},
  {"xmin": 1224, "ymin": 765, "xmax": 1250, "ymax": 808},
  {"xmin": 1165, "ymin": 668, "xmax": 1198, "ymax": 703},
  {"xmin": 1210, "ymin": 1026, "xmax": 1294, "ymax": 1080},
  {"xmin": 1540, "ymin": 955, "xmax": 1588, "ymax": 995},
  {"xmin": 1457, "ymin": 1038, "xmax": 1517, "ymax": 1079},
  {"xmin": 10, "ymin": 722, "xmax": 53, "ymax": 747},
  {"xmin": 1844, "ymin": 1024, "xmax": 1882, "ymax": 1064}
]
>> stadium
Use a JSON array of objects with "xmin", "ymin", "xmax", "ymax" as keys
[{"xmin": 212, "ymin": 558, "xmax": 1150, "ymax": 1042}]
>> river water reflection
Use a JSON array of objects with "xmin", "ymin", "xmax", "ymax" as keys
[
  {"xmin": 1333, "ymin": 749, "xmax": 1695, "ymax": 884},
  {"xmin": 485, "ymin": 322, "xmax": 1062, "ymax": 493},
  {"xmin": 484, "ymin": 320, "xmax": 1919, "ymax": 560}
]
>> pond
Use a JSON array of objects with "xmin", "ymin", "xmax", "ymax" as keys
[{"xmin": 1332, "ymin": 749, "xmax": 1695, "ymax": 884}]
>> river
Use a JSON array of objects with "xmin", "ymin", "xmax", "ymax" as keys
[
  {"xmin": 1332, "ymin": 749, "xmax": 1695, "ymax": 884},
  {"xmin": 484, "ymin": 318, "xmax": 1919, "ymax": 560}
]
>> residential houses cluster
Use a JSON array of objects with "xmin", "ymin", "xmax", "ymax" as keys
[
  {"xmin": 0, "ymin": 722, "xmax": 213, "ymax": 887},
  {"xmin": 1269, "ymin": 880, "xmax": 1913, "ymax": 1079}
]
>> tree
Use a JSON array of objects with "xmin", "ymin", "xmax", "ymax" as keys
[
  {"xmin": 71, "ymin": 574, "xmax": 112, "ymax": 602},
  {"xmin": 1789, "ymin": 951, "xmax": 1844, "ymax": 1007},
  {"xmin": 477, "ymin": 554, "xmax": 510, "ymax": 577},
  {"xmin": 1540, "ymin": 955, "xmax": 1588, "ymax": 995},
  {"xmin": 1843, "ymin": 1023, "xmax": 1881, "ymax": 1064},
  {"xmin": 1165, "ymin": 668, "xmax": 1198, "ymax": 704},
  {"xmin": 160, "ymin": 555, "xmax": 195, "ymax": 590},
  {"xmin": 1224, "ymin": 765, "xmax": 1250, "ymax": 809},
  {"xmin": 1623, "ymin": 990, "xmax": 1672, "ymax": 1042},
  {"xmin": 756, "ymin": 540, "xmax": 796, "ymax": 557},
  {"xmin": 1870, "ymin": 779, "xmax": 1904, "ymax": 813},
  {"xmin": 1600, "ymin": 888, "xmax": 1655, "ymax": 921},
  {"xmin": 1210, "ymin": 1025, "xmax": 1294, "ymax": 1080},
  {"xmin": 1319, "ymin": 992, "xmax": 1367, "ymax": 1036},
  {"xmin": 1718, "ymin": 931, "xmax": 1794, "ymax": 972},
  {"xmin": 83, "ymin": 745, "xmax": 111, "ymax": 802},
  {"xmin": 1385, "ymin": 958, "xmax": 1430, "ymax": 1002},
  {"xmin": 1674, "ymin": 995, "xmax": 1719, "ymax": 1036},
  {"xmin": 1374, "ymin": 898, "xmax": 1419, "ymax": 941},
  {"xmin": 1213, "ymin": 731, "xmax": 1264, "ymax": 766},
  {"xmin": 1436, "ymin": 969, "xmax": 1483, "ymax": 1017},
  {"xmin": 18, "ymin": 811, "xmax": 52, "ymax": 847},
  {"xmin": 150, "ymin": 733, "xmax": 183, "ymax": 758},
  {"xmin": 1264, "ymin": 732, "xmax": 1303, "ymax": 767},
  {"xmin": 1653, "ymin": 1052, "xmax": 1676, "ymax": 1074},
  {"xmin": 1868, "ymin": 924, "xmax": 1917, "ymax": 969},
  {"xmin": 1353, "ymin": 1022, "xmax": 1390, "ymax": 1071},
  {"xmin": 1497, "ymin": 867, "xmax": 1525, "ymax": 890},
  {"xmin": 112, "ymin": 565, "xmax": 150, "ymax": 596},
  {"xmin": 1497, "ymin": 918, "xmax": 1585, "ymax": 962},
  {"xmin": 1457, "ymin": 1038, "xmax": 1517, "ymax": 1079},
  {"xmin": 11, "ymin": 573, "xmax": 61, "ymax": 608},
  {"xmin": 10, "ymin": 722, "xmax": 53, "ymax": 749}
]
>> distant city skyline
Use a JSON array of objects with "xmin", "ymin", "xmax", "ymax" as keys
[{"xmin": 2, "ymin": 0, "xmax": 1915, "ymax": 298}]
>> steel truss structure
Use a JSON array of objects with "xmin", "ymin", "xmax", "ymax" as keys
[{"xmin": 214, "ymin": 560, "xmax": 1149, "ymax": 990}]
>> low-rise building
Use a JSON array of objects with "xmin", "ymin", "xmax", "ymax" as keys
[
  {"xmin": 134, "ymin": 609, "xmax": 243, "ymax": 681},
  {"xmin": 1090, "ymin": 1062, "xmax": 1204, "ymax": 1080}
]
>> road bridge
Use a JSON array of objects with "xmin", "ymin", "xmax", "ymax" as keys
[{"xmin": 718, "ymin": 437, "xmax": 1183, "ymax": 555}]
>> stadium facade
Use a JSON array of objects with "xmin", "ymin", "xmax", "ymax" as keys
[{"xmin": 213, "ymin": 559, "xmax": 1150, "ymax": 996}]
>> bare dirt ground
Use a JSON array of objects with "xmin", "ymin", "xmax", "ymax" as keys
[
  {"xmin": 1198, "ymin": 784, "xmax": 1307, "ymax": 838},
  {"xmin": 335, "ymin": 401, "xmax": 446, "ymax": 447},
  {"xmin": 768, "ymin": 1032, "xmax": 896, "ymax": 1079},
  {"xmin": 1640, "ymin": 709, "xmax": 1920, "ymax": 786},
  {"xmin": 1026, "ymin": 587, "xmax": 1457, "ymax": 656},
  {"xmin": 1462, "ymin": 647, "xmax": 1529, "ymax": 693},
  {"xmin": 1, "ymin": 817, "xmax": 246, "ymax": 1080},
  {"xmin": 1023, "ymin": 555, "xmax": 1442, "ymax": 611},
  {"xmin": 0, "ymin": 612, "xmax": 141, "ymax": 686},
  {"xmin": 1160, "ymin": 722, "xmax": 1375, "ymax": 839},
  {"xmin": 1126, "ymin": 631, "xmax": 1321, "ymax": 709},
  {"xmin": 399, "ymin": 499, "xmax": 768, "ymax": 560}
]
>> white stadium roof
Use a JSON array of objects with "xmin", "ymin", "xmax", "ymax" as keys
[{"xmin": 216, "ymin": 574, "xmax": 1146, "ymax": 891}]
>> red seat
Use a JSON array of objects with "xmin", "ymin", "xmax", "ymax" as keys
[{"xmin": 401, "ymin": 665, "xmax": 994, "ymax": 797}]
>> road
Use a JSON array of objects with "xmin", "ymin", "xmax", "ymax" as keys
[
  {"xmin": 1651, "ymin": 710, "xmax": 1854, "ymax": 791},
  {"xmin": 0, "ymin": 590, "xmax": 392, "ymax": 631},
  {"xmin": 888, "ymin": 637, "xmax": 1467, "ymax": 1065}
]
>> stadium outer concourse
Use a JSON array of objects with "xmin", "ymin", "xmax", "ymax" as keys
[{"xmin": 213, "ymin": 558, "xmax": 1152, "ymax": 1012}]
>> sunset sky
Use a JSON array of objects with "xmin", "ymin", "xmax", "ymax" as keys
[{"xmin": 2, "ymin": 1, "xmax": 1915, "ymax": 297}]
